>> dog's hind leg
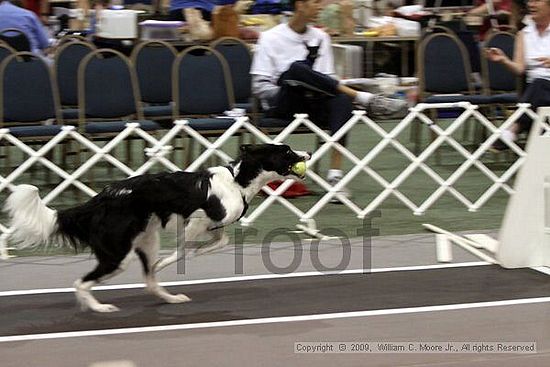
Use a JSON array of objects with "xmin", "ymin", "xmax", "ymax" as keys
[
  {"xmin": 134, "ymin": 217, "xmax": 191, "ymax": 304},
  {"xmin": 74, "ymin": 251, "xmax": 134, "ymax": 313}
]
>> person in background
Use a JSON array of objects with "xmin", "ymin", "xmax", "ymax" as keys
[
  {"xmin": 0, "ymin": 0, "xmax": 50, "ymax": 55},
  {"xmin": 24, "ymin": 0, "xmax": 49, "ymax": 23},
  {"xmin": 21, "ymin": 0, "xmax": 49, "ymax": 23},
  {"xmin": 468, "ymin": 0, "xmax": 513, "ymax": 40},
  {"xmin": 485, "ymin": 0, "xmax": 550, "ymax": 150},
  {"xmin": 251, "ymin": 0, "xmax": 408, "ymax": 201},
  {"xmin": 168, "ymin": 0, "xmax": 236, "ymax": 40},
  {"xmin": 89, "ymin": 0, "xmax": 109, "ymax": 35},
  {"xmin": 168, "ymin": 0, "xmax": 237, "ymax": 20},
  {"xmin": 511, "ymin": 0, "xmax": 529, "ymax": 29}
]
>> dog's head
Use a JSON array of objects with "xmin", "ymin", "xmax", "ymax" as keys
[{"xmin": 238, "ymin": 144, "xmax": 310, "ymax": 180}]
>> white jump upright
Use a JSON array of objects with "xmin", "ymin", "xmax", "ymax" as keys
[
  {"xmin": 427, "ymin": 106, "xmax": 550, "ymax": 268},
  {"xmin": 497, "ymin": 107, "xmax": 550, "ymax": 268}
]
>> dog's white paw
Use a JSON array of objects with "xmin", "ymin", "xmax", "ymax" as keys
[
  {"xmin": 165, "ymin": 294, "xmax": 191, "ymax": 304},
  {"xmin": 91, "ymin": 303, "xmax": 120, "ymax": 313}
]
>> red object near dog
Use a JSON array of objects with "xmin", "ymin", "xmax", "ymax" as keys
[{"xmin": 265, "ymin": 181, "xmax": 311, "ymax": 198}]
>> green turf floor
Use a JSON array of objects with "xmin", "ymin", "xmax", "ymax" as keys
[{"xmin": 0, "ymin": 117, "xmax": 517, "ymax": 255}]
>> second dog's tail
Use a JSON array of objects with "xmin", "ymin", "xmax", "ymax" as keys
[{"xmin": 3, "ymin": 185, "xmax": 58, "ymax": 248}]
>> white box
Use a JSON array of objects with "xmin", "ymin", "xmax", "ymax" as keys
[
  {"xmin": 97, "ymin": 10, "xmax": 138, "ymax": 39},
  {"xmin": 139, "ymin": 20, "xmax": 184, "ymax": 40},
  {"xmin": 332, "ymin": 44, "xmax": 364, "ymax": 79}
]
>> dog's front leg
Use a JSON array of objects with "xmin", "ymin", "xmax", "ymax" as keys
[
  {"xmin": 194, "ymin": 227, "xmax": 229, "ymax": 256},
  {"xmin": 152, "ymin": 251, "xmax": 179, "ymax": 274},
  {"xmin": 134, "ymin": 219, "xmax": 191, "ymax": 304},
  {"xmin": 153, "ymin": 216, "xmax": 211, "ymax": 273}
]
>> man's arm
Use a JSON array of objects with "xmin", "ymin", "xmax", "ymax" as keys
[
  {"xmin": 250, "ymin": 32, "xmax": 280, "ymax": 101},
  {"xmin": 30, "ymin": 13, "xmax": 50, "ymax": 50}
]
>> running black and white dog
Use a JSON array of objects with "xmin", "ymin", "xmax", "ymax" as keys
[{"xmin": 4, "ymin": 144, "xmax": 309, "ymax": 312}]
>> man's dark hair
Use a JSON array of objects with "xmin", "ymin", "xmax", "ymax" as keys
[{"xmin": 289, "ymin": 0, "xmax": 306, "ymax": 11}]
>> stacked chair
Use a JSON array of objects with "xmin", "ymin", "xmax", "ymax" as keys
[
  {"xmin": 77, "ymin": 49, "xmax": 161, "ymax": 167},
  {"xmin": 54, "ymin": 40, "xmax": 97, "ymax": 122},
  {"xmin": 0, "ymin": 28, "xmax": 30, "ymax": 52},
  {"xmin": 0, "ymin": 52, "xmax": 63, "ymax": 175},
  {"xmin": 415, "ymin": 29, "xmax": 510, "ymax": 156},
  {"xmin": 131, "ymin": 40, "xmax": 178, "ymax": 125},
  {"xmin": 172, "ymin": 46, "xmax": 237, "ymax": 165}
]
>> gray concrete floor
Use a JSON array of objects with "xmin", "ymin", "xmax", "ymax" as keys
[
  {"xmin": 0, "ymin": 231, "xmax": 485, "ymax": 290},
  {"xmin": 1, "ymin": 230, "xmax": 549, "ymax": 367},
  {"xmin": 1, "ymin": 303, "xmax": 548, "ymax": 367}
]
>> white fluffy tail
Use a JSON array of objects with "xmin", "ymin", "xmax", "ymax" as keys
[{"xmin": 4, "ymin": 184, "xmax": 57, "ymax": 248}]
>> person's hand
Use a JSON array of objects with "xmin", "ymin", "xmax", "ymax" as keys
[
  {"xmin": 484, "ymin": 47, "xmax": 507, "ymax": 63},
  {"xmin": 534, "ymin": 57, "xmax": 550, "ymax": 68}
]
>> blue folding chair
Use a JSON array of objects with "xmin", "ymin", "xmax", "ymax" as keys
[
  {"xmin": 172, "ymin": 46, "xmax": 237, "ymax": 164},
  {"xmin": 0, "ymin": 52, "xmax": 63, "ymax": 174},
  {"xmin": 0, "ymin": 52, "xmax": 63, "ymax": 136},
  {"xmin": 131, "ymin": 40, "xmax": 177, "ymax": 124},
  {"xmin": 57, "ymin": 34, "xmax": 89, "ymax": 46},
  {"xmin": 210, "ymin": 37, "xmax": 253, "ymax": 112},
  {"xmin": 0, "ymin": 28, "xmax": 30, "ymax": 52},
  {"xmin": 54, "ymin": 40, "xmax": 97, "ymax": 121},
  {"xmin": 78, "ymin": 49, "xmax": 161, "ymax": 166},
  {"xmin": 482, "ymin": 31, "xmax": 519, "ymax": 104},
  {"xmin": 418, "ymin": 32, "xmax": 489, "ymax": 104},
  {"xmin": 416, "ymin": 32, "xmax": 492, "ymax": 156},
  {"xmin": 78, "ymin": 48, "xmax": 160, "ymax": 135},
  {"xmin": 172, "ymin": 46, "xmax": 235, "ymax": 129}
]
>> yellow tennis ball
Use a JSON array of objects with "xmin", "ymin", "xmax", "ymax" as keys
[{"xmin": 292, "ymin": 161, "xmax": 307, "ymax": 176}]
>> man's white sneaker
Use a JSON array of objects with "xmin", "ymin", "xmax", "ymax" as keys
[
  {"xmin": 363, "ymin": 94, "xmax": 409, "ymax": 120},
  {"xmin": 327, "ymin": 176, "xmax": 351, "ymax": 204}
]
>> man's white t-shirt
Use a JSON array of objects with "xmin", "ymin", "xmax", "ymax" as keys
[{"xmin": 250, "ymin": 23, "xmax": 335, "ymax": 84}]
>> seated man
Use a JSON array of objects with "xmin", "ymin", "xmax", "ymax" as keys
[
  {"xmin": 485, "ymin": 0, "xmax": 550, "ymax": 150},
  {"xmin": 0, "ymin": 0, "xmax": 49, "ymax": 55},
  {"xmin": 250, "ymin": 0, "xmax": 408, "ymax": 201}
]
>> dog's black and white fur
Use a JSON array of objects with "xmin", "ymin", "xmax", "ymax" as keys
[{"xmin": 4, "ymin": 144, "xmax": 309, "ymax": 312}]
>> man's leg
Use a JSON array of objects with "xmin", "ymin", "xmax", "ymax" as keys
[
  {"xmin": 272, "ymin": 64, "xmax": 353, "ymax": 200},
  {"xmin": 279, "ymin": 61, "xmax": 340, "ymax": 94},
  {"xmin": 307, "ymin": 93, "xmax": 355, "ymax": 202},
  {"xmin": 328, "ymin": 93, "xmax": 354, "ymax": 201},
  {"xmin": 278, "ymin": 61, "xmax": 408, "ymax": 120}
]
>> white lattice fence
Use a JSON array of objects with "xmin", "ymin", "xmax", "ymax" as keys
[{"xmin": 0, "ymin": 103, "xmax": 544, "ymax": 257}]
